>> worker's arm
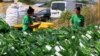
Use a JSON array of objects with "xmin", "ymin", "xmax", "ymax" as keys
[
  {"xmin": 70, "ymin": 21, "xmax": 73, "ymax": 26},
  {"xmin": 23, "ymin": 15, "xmax": 41, "ymax": 28},
  {"xmin": 28, "ymin": 22, "xmax": 41, "ymax": 28},
  {"xmin": 70, "ymin": 15, "xmax": 73, "ymax": 27},
  {"xmin": 23, "ymin": 16, "xmax": 33, "ymax": 28},
  {"xmin": 28, "ymin": 24, "xmax": 33, "ymax": 27}
]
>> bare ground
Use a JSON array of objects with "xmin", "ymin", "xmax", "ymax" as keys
[{"xmin": 0, "ymin": 2, "xmax": 11, "ymax": 14}]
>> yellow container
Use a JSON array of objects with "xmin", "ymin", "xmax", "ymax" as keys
[
  {"xmin": 0, "ymin": 3, "xmax": 3, "ymax": 7},
  {"xmin": 33, "ymin": 22, "xmax": 54, "ymax": 31},
  {"xmin": 13, "ymin": 22, "xmax": 55, "ymax": 31},
  {"xmin": 13, "ymin": 24, "xmax": 22, "ymax": 28},
  {"xmin": 38, "ymin": 22, "xmax": 54, "ymax": 29}
]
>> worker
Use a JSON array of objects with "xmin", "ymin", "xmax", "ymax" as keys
[
  {"xmin": 22, "ymin": 6, "xmax": 34, "ymax": 32},
  {"xmin": 70, "ymin": 7, "xmax": 85, "ymax": 29}
]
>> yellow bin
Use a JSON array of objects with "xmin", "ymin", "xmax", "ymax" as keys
[
  {"xmin": 38, "ymin": 22, "xmax": 54, "ymax": 29},
  {"xmin": 13, "ymin": 22, "xmax": 55, "ymax": 29},
  {"xmin": 0, "ymin": 3, "xmax": 3, "ymax": 7}
]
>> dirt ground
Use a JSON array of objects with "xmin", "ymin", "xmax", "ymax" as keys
[
  {"xmin": 0, "ymin": 2, "xmax": 11, "ymax": 14},
  {"xmin": 0, "ymin": 2, "xmax": 47, "ymax": 14}
]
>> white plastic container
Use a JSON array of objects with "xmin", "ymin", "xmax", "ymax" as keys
[
  {"xmin": 5, "ymin": 3, "xmax": 28, "ymax": 26},
  {"xmin": 5, "ymin": 3, "xmax": 18, "ymax": 26}
]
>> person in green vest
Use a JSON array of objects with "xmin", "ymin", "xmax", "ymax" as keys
[
  {"xmin": 22, "ymin": 6, "xmax": 34, "ymax": 32},
  {"xmin": 70, "ymin": 7, "xmax": 85, "ymax": 29}
]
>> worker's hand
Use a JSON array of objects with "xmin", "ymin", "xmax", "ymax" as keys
[
  {"xmin": 38, "ymin": 20, "xmax": 42, "ymax": 23},
  {"xmin": 28, "ymin": 24, "xmax": 32, "ymax": 27},
  {"xmin": 69, "ymin": 22, "xmax": 73, "ymax": 27},
  {"xmin": 31, "ymin": 23, "xmax": 41, "ymax": 28}
]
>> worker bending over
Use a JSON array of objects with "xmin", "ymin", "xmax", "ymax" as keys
[{"xmin": 22, "ymin": 6, "xmax": 34, "ymax": 32}]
